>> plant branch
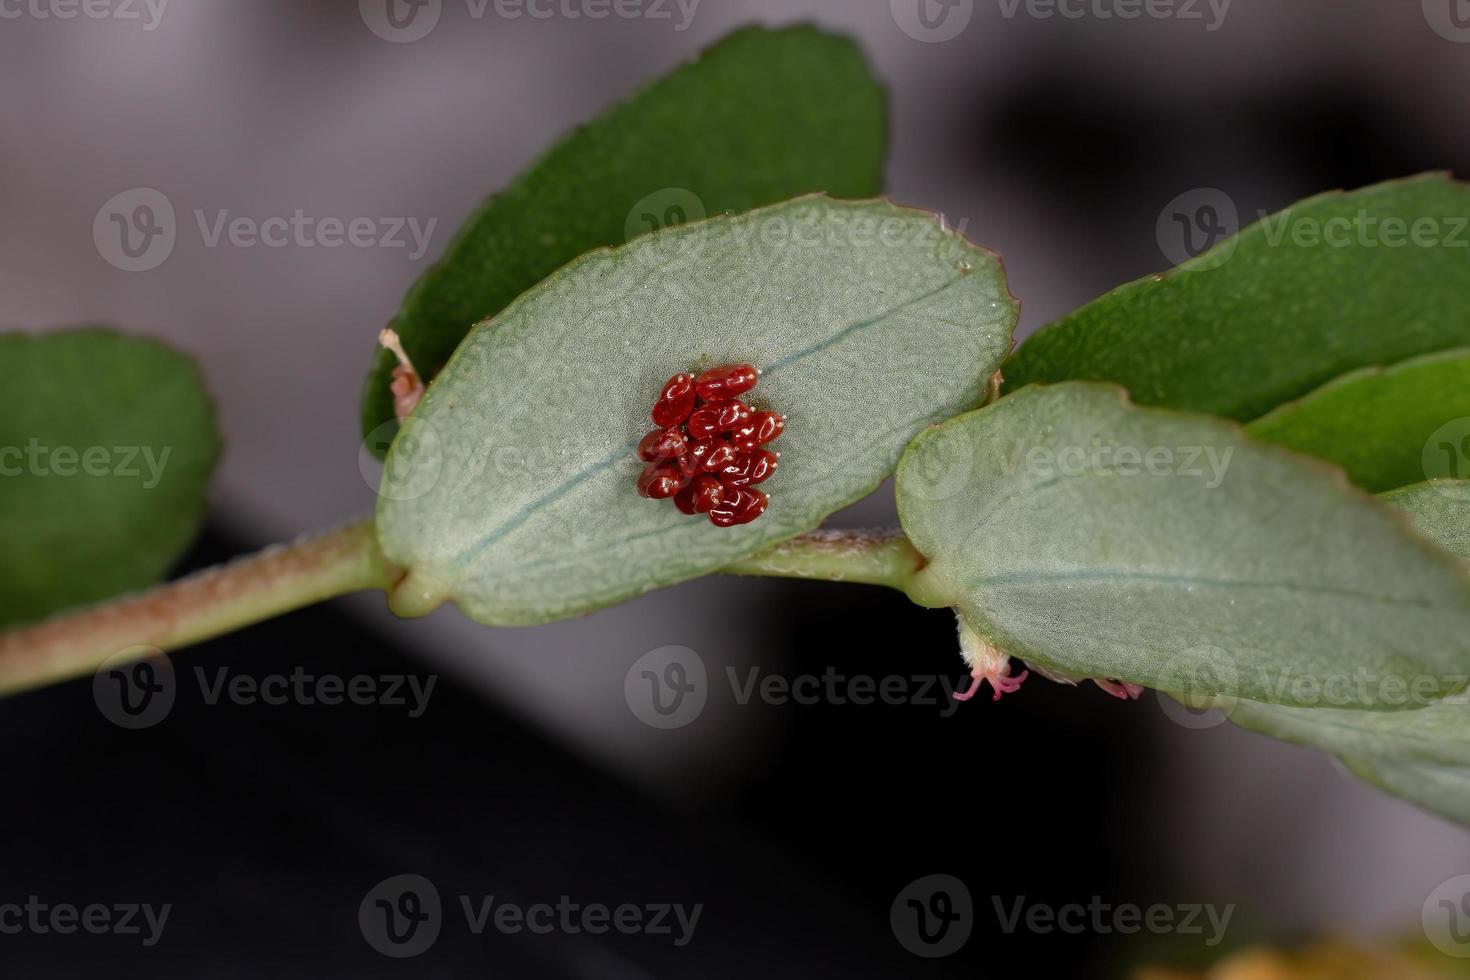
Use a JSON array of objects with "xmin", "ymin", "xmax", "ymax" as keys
[
  {"xmin": 0, "ymin": 524, "xmax": 947, "ymax": 699},
  {"xmin": 722, "ymin": 528, "xmax": 939, "ymax": 599},
  {"xmin": 0, "ymin": 519, "xmax": 398, "ymax": 696}
]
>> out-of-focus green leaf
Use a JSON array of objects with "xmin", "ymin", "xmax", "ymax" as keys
[
  {"xmin": 0, "ymin": 328, "xmax": 219, "ymax": 627},
  {"xmin": 1005, "ymin": 174, "xmax": 1470, "ymax": 420},
  {"xmin": 1228, "ymin": 481, "xmax": 1470, "ymax": 826},
  {"xmin": 362, "ymin": 24, "xmax": 887, "ymax": 454},
  {"xmin": 1246, "ymin": 350, "xmax": 1470, "ymax": 492}
]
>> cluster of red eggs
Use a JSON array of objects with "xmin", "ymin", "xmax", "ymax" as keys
[{"xmin": 636, "ymin": 363, "xmax": 785, "ymax": 527}]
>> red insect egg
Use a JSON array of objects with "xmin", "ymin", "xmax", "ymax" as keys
[
  {"xmin": 731, "ymin": 411, "xmax": 785, "ymax": 451},
  {"xmin": 651, "ymin": 373, "xmax": 697, "ymax": 428},
  {"xmin": 636, "ymin": 463, "xmax": 682, "ymax": 500},
  {"xmin": 708, "ymin": 487, "xmax": 769, "ymax": 527},
  {"xmin": 699, "ymin": 439, "xmax": 739, "ymax": 473},
  {"xmin": 720, "ymin": 449, "xmax": 779, "ymax": 488},
  {"xmin": 637, "ymin": 363, "xmax": 781, "ymax": 526},
  {"xmin": 686, "ymin": 399, "xmax": 753, "ymax": 440},
  {"xmin": 674, "ymin": 474, "xmax": 724, "ymax": 515},
  {"xmin": 637, "ymin": 428, "xmax": 688, "ymax": 463},
  {"xmin": 679, "ymin": 440, "xmax": 710, "ymax": 479},
  {"xmin": 694, "ymin": 364, "xmax": 759, "ymax": 401}
]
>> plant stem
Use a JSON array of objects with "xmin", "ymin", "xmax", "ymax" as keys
[
  {"xmin": 0, "ymin": 519, "xmax": 398, "ymax": 696},
  {"xmin": 722, "ymin": 528, "xmax": 943, "ymax": 604},
  {"xmin": 0, "ymin": 524, "xmax": 947, "ymax": 698}
]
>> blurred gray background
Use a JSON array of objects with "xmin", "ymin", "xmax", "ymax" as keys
[{"xmin": 4, "ymin": 0, "xmax": 1470, "ymax": 947}]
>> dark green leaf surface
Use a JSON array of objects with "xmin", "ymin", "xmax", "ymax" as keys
[
  {"xmin": 1004, "ymin": 175, "xmax": 1470, "ymax": 420},
  {"xmin": 362, "ymin": 25, "xmax": 886, "ymax": 455},
  {"xmin": 376, "ymin": 197, "xmax": 1016, "ymax": 625},
  {"xmin": 894, "ymin": 384, "xmax": 1470, "ymax": 707},
  {"xmin": 1246, "ymin": 349, "xmax": 1470, "ymax": 492},
  {"xmin": 0, "ymin": 329, "xmax": 219, "ymax": 627}
]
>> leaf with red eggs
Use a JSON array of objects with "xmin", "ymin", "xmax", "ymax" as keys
[{"xmin": 376, "ymin": 197, "xmax": 1016, "ymax": 625}]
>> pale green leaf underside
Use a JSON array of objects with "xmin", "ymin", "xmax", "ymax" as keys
[
  {"xmin": 895, "ymin": 384, "xmax": 1470, "ymax": 708},
  {"xmin": 1342, "ymin": 757, "xmax": 1470, "ymax": 827},
  {"xmin": 377, "ymin": 197, "xmax": 1016, "ymax": 625},
  {"xmin": 1004, "ymin": 174, "xmax": 1470, "ymax": 421},
  {"xmin": 0, "ymin": 328, "xmax": 219, "ymax": 628},
  {"xmin": 1247, "ymin": 349, "xmax": 1470, "ymax": 492},
  {"xmin": 1228, "ymin": 481, "xmax": 1470, "ymax": 824}
]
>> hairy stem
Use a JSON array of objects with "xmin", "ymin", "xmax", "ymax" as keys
[
  {"xmin": 0, "ymin": 519, "xmax": 398, "ymax": 696},
  {"xmin": 722, "ymin": 528, "xmax": 939, "ymax": 600},
  {"xmin": 0, "ymin": 523, "xmax": 944, "ymax": 698}
]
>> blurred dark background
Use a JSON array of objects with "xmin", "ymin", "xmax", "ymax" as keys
[{"xmin": 3, "ymin": 1, "xmax": 1470, "ymax": 976}]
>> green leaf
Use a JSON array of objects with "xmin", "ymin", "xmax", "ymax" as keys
[
  {"xmin": 1340, "ymin": 757, "xmax": 1470, "ymax": 826},
  {"xmin": 375, "ymin": 197, "xmax": 1016, "ymax": 626},
  {"xmin": 1224, "ymin": 482, "xmax": 1470, "ymax": 824},
  {"xmin": 1223, "ymin": 481, "xmax": 1470, "ymax": 764},
  {"xmin": 0, "ymin": 328, "xmax": 219, "ymax": 627},
  {"xmin": 362, "ymin": 24, "xmax": 886, "ymax": 455},
  {"xmin": 894, "ymin": 383, "xmax": 1470, "ymax": 707},
  {"xmin": 1246, "ymin": 349, "xmax": 1470, "ymax": 492},
  {"xmin": 1383, "ymin": 479, "xmax": 1470, "ymax": 558},
  {"xmin": 1004, "ymin": 174, "xmax": 1470, "ymax": 420}
]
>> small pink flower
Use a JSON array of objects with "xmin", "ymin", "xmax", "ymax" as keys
[{"xmin": 952, "ymin": 615, "xmax": 1028, "ymax": 702}]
